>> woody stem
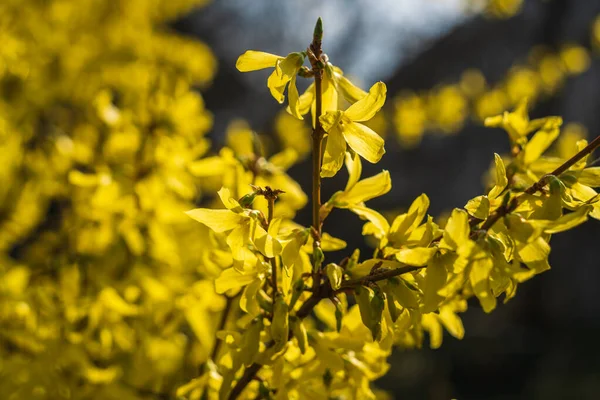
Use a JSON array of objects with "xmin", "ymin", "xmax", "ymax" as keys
[{"xmin": 309, "ymin": 18, "xmax": 325, "ymax": 293}]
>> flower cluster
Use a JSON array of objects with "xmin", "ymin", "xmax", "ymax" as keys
[
  {"xmin": 181, "ymin": 19, "xmax": 600, "ymax": 400},
  {"xmin": 0, "ymin": 1, "xmax": 221, "ymax": 398},
  {"xmin": 393, "ymin": 41, "xmax": 594, "ymax": 147}
]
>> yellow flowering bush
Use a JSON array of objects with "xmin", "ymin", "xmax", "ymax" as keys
[
  {"xmin": 0, "ymin": 0, "xmax": 222, "ymax": 398},
  {"xmin": 393, "ymin": 25, "xmax": 596, "ymax": 147},
  {"xmin": 2, "ymin": 5, "xmax": 600, "ymax": 400},
  {"xmin": 180, "ymin": 19, "xmax": 600, "ymax": 399}
]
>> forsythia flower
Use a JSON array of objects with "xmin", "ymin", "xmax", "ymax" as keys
[
  {"xmin": 320, "ymin": 82, "xmax": 387, "ymax": 177},
  {"xmin": 236, "ymin": 51, "xmax": 305, "ymax": 118}
]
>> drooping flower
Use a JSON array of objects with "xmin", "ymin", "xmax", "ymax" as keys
[{"xmin": 236, "ymin": 51, "xmax": 305, "ymax": 118}]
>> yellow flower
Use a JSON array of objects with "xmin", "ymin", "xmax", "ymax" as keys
[
  {"xmin": 185, "ymin": 187, "xmax": 282, "ymax": 265},
  {"xmin": 236, "ymin": 50, "xmax": 305, "ymax": 118},
  {"xmin": 484, "ymin": 98, "xmax": 559, "ymax": 146},
  {"xmin": 319, "ymin": 82, "xmax": 387, "ymax": 177},
  {"xmin": 292, "ymin": 65, "xmax": 368, "ymax": 125}
]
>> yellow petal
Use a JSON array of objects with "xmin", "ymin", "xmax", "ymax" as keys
[
  {"xmin": 344, "ymin": 82, "xmax": 387, "ymax": 122},
  {"xmin": 421, "ymin": 255, "xmax": 448, "ymax": 313},
  {"xmin": 488, "ymin": 153, "xmax": 508, "ymax": 199},
  {"xmin": 522, "ymin": 117, "xmax": 561, "ymax": 165},
  {"xmin": 227, "ymin": 223, "xmax": 250, "ymax": 262},
  {"xmin": 188, "ymin": 156, "xmax": 226, "ymax": 177},
  {"xmin": 252, "ymin": 221, "xmax": 282, "ymax": 258},
  {"xmin": 578, "ymin": 167, "xmax": 600, "ymax": 187},
  {"xmin": 185, "ymin": 209, "xmax": 244, "ymax": 233},
  {"xmin": 438, "ymin": 307, "xmax": 465, "ymax": 339},
  {"xmin": 215, "ymin": 268, "xmax": 256, "ymax": 294},
  {"xmin": 334, "ymin": 170, "xmax": 391, "ymax": 206},
  {"xmin": 267, "ymin": 53, "xmax": 304, "ymax": 104},
  {"xmin": 333, "ymin": 69, "xmax": 367, "ymax": 103},
  {"xmin": 297, "ymin": 84, "xmax": 315, "ymax": 116},
  {"xmin": 394, "ymin": 247, "xmax": 437, "ymax": 266},
  {"xmin": 240, "ymin": 279, "xmax": 262, "ymax": 316},
  {"xmin": 469, "ymin": 257, "xmax": 496, "ymax": 313},
  {"xmin": 321, "ymin": 124, "xmax": 347, "ymax": 178},
  {"xmin": 440, "ymin": 209, "xmax": 470, "ymax": 251},
  {"xmin": 236, "ymin": 50, "xmax": 281, "ymax": 72},
  {"xmin": 341, "ymin": 121, "xmax": 385, "ymax": 164},
  {"xmin": 517, "ymin": 237, "xmax": 551, "ymax": 278},
  {"xmin": 287, "ymin": 74, "xmax": 302, "ymax": 119},
  {"xmin": 321, "ymin": 72, "xmax": 339, "ymax": 114},
  {"xmin": 344, "ymin": 150, "xmax": 363, "ymax": 191},
  {"xmin": 320, "ymin": 233, "xmax": 347, "ymax": 251},
  {"xmin": 350, "ymin": 205, "xmax": 390, "ymax": 239},
  {"xmin": 218, "ymin": 187, "xmax": 243, "ymax": 212},
  {"xmin": 421, "ymin": 313, "xmax": 443, "ymax": 349},
  {"xmin": 389, "ymin": 193, "xmax": 430, "ymax": 243},
  {"xmin": 542, "ymin": 205, "xmax": 592, "ymax": 234},
  {"xmin": 464, "ymin": 195, "xmax": 490, "ymax": 219}
]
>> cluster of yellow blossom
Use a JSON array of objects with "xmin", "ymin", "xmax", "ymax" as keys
[
  {"xmin": 180, "ymin": 19, "xmax": 600, "ymax": 399},
  {"xmin": 393, "ymin": 36, "xmax": 595, "ymax": 147},
  {"xmin": 2, "ymin": 4, "xmax": 600, "ymax": 399},
  {"xmin": 0, "ymin": 1, "xmax": 225, "ymax": 398}
]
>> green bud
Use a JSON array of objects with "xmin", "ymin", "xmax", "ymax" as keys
[
  {"xmin": 239, "ymin": 192, "xmax": 257, "ymax": 208},
  {"xmin": 313, "ymin": 17, "xmax": 323, "ymax": 42}
]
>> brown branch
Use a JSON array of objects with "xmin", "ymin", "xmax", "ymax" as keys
[
  {"xmin": 337, "ymin": 265, "xmax": 424, "ymax": 292},
  {"xmin": 309, "ymin": 17, "xmax": 324, "ymax": 242},
  {"xmin": 307, "ymin": 18, "xmax": 325, "ymax": 310},
  {"xmin": 228, "ymin": 363, "xmax": 262, "ymax": 400},
  {"xmin": 475, "ymin": 134, "xmax": 600, "ymax": 234}
]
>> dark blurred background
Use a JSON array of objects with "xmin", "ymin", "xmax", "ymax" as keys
[{"xmin": 175, "ymin": 0, "xmax": 600, "ymax": 398}]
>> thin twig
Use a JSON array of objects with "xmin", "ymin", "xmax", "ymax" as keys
[
  {"xmin": 337, "ymin": 265, "xmax": 424, "ymax": 292},
  {"xmin": 307, "ymin": 17, "xmax": 325, "ymax": 307}
]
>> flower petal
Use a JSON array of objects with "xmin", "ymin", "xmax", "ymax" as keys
[
  {"xmin": 321, "ymin": 125, "xmax": 346, "ymax": 178},
  {"xmin": 236, "ymin": 50, "xmax": 281, "ymax": 72},
  {"xmin": 185, "ymin": 209, "xmax": 244, "ymax": 233},
  {"xmin": 488, "ymin": 153, "xmax": 508, "ymax": 199},
  {"xmin": 341, "ymin": 121, "xmax": 385, "ymax": 164},
  {"xmin": 333, "ymin": 68, "xmax": 367, "ymax": 103},
  {"xmin": 287, "ymin": 74, "xmax": 302, "ymax": 119},
  {"xmin": 350, "ymin": 205, "xmax": 390, "ymax": 238},
  {"xmin": 218, "ymin": 187, "xmax": 243, "ymax": 212},
  {"xmin": 267, "ymin": 53, "xmax": 304, "ymax": 104},
  {"xmin": 344, "ymin": 82, "xmax": 387, "ymax": 122},
  {"xmin": 335, "ymin": 170, "xmax": 391, "ymax": 206},
  {"xmin": 344, "ymin": 150, "xmax": 362, "ymax": 191}
]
